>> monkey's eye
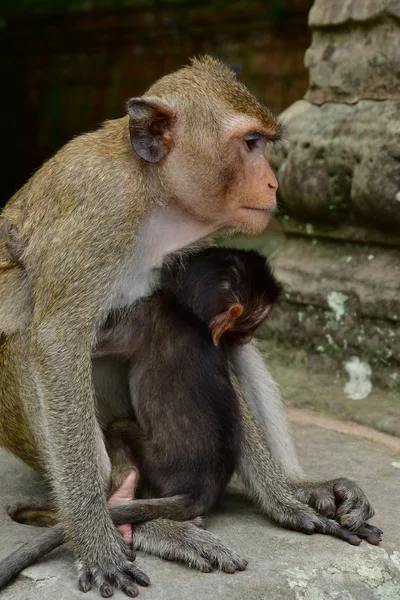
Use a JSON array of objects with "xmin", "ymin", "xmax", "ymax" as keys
[{"xmin": 244, "ymin": 132, "xmax": 264, "ymax": 152}]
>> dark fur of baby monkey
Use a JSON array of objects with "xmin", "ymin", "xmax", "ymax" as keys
[{"xmin": 98, "ymin": 247, "xmax": 282, "ymax": 517}]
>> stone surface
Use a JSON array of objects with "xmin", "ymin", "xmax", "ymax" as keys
[
  {"xmin": 305, "ymin": 0, "xmax": 400, "ymax": 104},
  {"xmin": 1, "ymin": 420, "xmax": 400, "ymax": 600},
  {"xmin": 260, "ymin": 236, "xmax": 400, "ymax": 387},
  {"xmin": 263, "ymin": 94, "xmax": 400, "ymax": 388},
  {"xmin": 305, "ymin": 23, "xmax": 400, "ymax": 104},
  {"xmin": 309, "ymin": 0, "xmax": 400, "ymax": 26},
  {"xmin": 268, "ymin": 100, "xmax": 400, "ymax": 230},
  {"xmin": 262, "ymin": 341, "xmax": 400, "ymax": 438}
]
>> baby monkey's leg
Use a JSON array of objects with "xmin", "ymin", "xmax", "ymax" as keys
[{"xmin": 106, "ymin": 419, "xmax": 142, "ymax": 546}]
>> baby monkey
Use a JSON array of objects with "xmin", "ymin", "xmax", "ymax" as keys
[{"xmin": 96, "ymin": 247, "xmax": 281, "ymax": 520}]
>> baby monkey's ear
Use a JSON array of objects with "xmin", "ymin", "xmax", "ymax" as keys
[{"xmin": 210, "ymin": 304, "xmax": 243, "ymax": 347}]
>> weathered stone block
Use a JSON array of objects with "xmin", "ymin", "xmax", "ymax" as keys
[
  {"xmin": 262, "ymin": 0, "xmax": 400, "ymax": 398},
  {"xmin": 259, "ymin": 236, "xmax": 400, "ymax": 389},
  {"xmin": 305, "ymin": 22, "xmax": 400, "ymax": 104},
  {"xmin": 309, "ymin": 0, "xmax": 400, "ymax": 26},
  {"xmin": 268, "ymin": 99, "xmax": 400, "ymax": 231}
]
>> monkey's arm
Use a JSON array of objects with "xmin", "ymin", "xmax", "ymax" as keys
[
  {"xmin": 29, "ymin": 319, "xmax": 153, "ymax": 588},
  {"xmin": 20, "ymin": 190, "xmax": 157, "ymax": 593},
  {"xmin": 231, "ymin": 343, "xmax": 382, "ymax": 542}
]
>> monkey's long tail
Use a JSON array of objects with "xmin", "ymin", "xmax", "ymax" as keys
[{"xmin": 0, "ymin": 525, "xmax": 64, "ymax": 589}]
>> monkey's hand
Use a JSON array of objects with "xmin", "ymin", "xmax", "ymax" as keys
[
  {"xmin": 291, "ymin": 478, "xmax": 382, "ymax": 545},
  {"xmin": 78, "ymin": 540, "xmax": 150, "ymax": 598},
  {"xmin": 77, "ymin": 532, "xmax": 150, "ymax": 598}
]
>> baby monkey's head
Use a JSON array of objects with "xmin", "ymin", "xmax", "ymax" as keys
[{"xmin": 162, "ymin": 247, "xmax": 281, "ymax": 346}]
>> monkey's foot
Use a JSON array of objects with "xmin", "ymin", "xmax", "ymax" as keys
[
  {"xmin": 132, "ymin": 518, "xmax": 248, "ymax": 574},
  {"xmin": 108, "ymin": 470, "xmax": 138, "ymax": 545},
  {"xmin": 292, "ymin": 477, "xmax": 377, "ymax": 531},
  {"xmin": 286, "ymin": 479, "xmax": 382, "ymax": 546}
]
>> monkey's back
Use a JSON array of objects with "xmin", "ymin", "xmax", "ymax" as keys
[{"xmin": 130, "ymin": 292, "xmax": 241, "ymax": 511}]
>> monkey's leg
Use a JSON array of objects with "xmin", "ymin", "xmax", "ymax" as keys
[
  {"xmin": 105, "ymin": 419, "xmax": 141, "ymax": 495},
  {"xmin": 231, "ymin": 344, "xmax": 382, "ymax": 543},
  {"xmin": 105, "ymin": 419, "xmax": 142, "ymax": 547},
  {"xmin": 235, "ymin": 389, "xmax": 362, "ymax": 544},
  {"xmin": 132, "ymin": 518, "xmax": 247, "ymax": 574},
  {"xmin": 82, "ymin": 420, "xmax": 248, "ymax": 587}
]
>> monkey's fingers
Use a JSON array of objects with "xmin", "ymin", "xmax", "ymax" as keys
[
  {"xmin": 361, "ymin": 523, "xmax": 383, "ymax": 535},
  {"xmin": 333, "ymin": 478, "xmax": 375, "ymax": 530},
  {"xmin": 281, "ymin": 505, "xmax": 363, "ymax": 545},
  {"xmin": 98, "ymin": 575, "xmax": 116, "ymax": 598},
  {"xmin": 326, "ymin": 523, "xmax": 362, "ymax": 546},
  {"xmin": 313, "ymin": 516, "xmax": 384, "ymax": 546},
  {"xmin": 344, "ymin": 523, "xmax": 383, "ymax": 546},
  {"xmin": 78, "ymin": 559, "xmax": 149, "ymax": 598},
  {"xmin": 309, "ymin": 518, "xmax": 362, "ymax": 545},
  {"xmin": 124, "ymin": 563, "xmax": 151, "ymax": 588},
  {"xmin": 184, "ymin": 528, "xmax": 247, "ymax": 574},
  {"xmin": 308, "ymin": 490, "xmax": 336, "ymax": 520},
  {"xmin": 78, "ymin": 569, "xmax": 93, "ymax": 593},
  {"xmin": 132, "ymin": 519, "xmax": 247, "ymax": 573}
]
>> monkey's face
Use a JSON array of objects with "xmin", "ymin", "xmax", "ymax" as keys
[
  {"xmin": 159, "ymin": 118, "xmax": 279, "ymax": 236},
  {"xmin": 128, "ymin": 57, "xmax": 280, "ymax": 236},
  {"xmin": 218, "ymin": 122, "xmax": 279, "ymax": 234}
]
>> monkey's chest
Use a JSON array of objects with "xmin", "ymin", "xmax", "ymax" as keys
[{"xmin": 109, "ymin": 263, "xmax": 161, "ymax": 310}]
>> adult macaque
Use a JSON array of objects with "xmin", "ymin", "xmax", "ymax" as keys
[{"xmin": 0, "ymin": 57, "xmax": 379, "ymax": 596}]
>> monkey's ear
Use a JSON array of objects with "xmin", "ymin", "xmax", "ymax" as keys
[
  {"xmin": 230, "ymin": 62, "xmax": 242, "ymax": 79},
  {"xmin": 127, "ymin": 97, "xmax": 176, "ymax": 163},
  {"xmin": 210, "ymin": 304, "xmax": 243, "ymax": 347}
]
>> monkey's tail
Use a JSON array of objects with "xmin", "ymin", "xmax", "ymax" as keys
[
  {"xmin": 0, "ymin": 525, "xmax": 64, "ymax": 590},
  {"xmin": 110, "ymin": 494, "xmax": 198, "ymax": 525}
]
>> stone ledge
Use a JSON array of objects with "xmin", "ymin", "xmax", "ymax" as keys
[
  {"xmin": 258, "ymin": 340, "xmax": 400, "ymax": 437},
  {"xmin": 1, "ymin": 418, "xmax": 399, "ymax": 600}
]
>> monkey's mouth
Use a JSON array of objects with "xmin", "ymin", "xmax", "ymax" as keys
[{"xmin": 243, "ymin": 206, "xmax": 272, "ymax": 213}]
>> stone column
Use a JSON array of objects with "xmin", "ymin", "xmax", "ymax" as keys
[{"xmin": 264, "ymin": 0, "xmax": 400, "ymax": 393}]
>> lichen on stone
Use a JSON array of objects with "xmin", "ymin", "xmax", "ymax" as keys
[
  {"xmin": 327, "ymin": 291, "xmax": 348, "ymax": 322},
  {"xmin": 344, "ymin": 356, "xmax": 372, "ymax": 400}
]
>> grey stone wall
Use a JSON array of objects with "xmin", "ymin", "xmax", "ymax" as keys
[{"xmin": 264, "ymin": 0, "xmax": 400, "ymax": 393}]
